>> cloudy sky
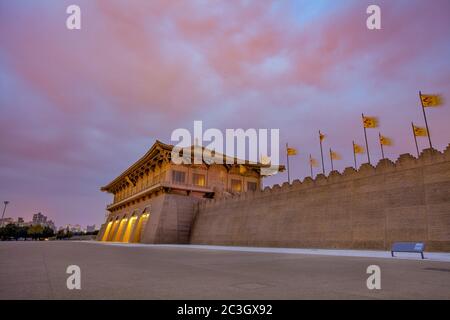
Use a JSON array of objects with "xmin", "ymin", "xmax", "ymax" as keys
[{"xmin": 1, "ymin": 0, "xmax": 450, "ymax": 228}]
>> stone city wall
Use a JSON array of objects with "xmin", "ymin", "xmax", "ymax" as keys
[{"xmin": 189, "ymin": 147, "xmax": 450, "ymax": 252}]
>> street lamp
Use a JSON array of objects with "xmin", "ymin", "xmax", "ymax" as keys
[{"xmin": 1, "ymin": 201, "xmax": 9, "ymax": 228}]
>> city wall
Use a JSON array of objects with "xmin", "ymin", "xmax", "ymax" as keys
[{"xmin": 189, "ymin": 147, "xmax": 450, "ymax": 251}]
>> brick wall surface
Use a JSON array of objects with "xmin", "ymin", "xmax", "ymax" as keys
[{"xmin": 190, "ymin": 147, "xmax": 450, "ymax": 252}]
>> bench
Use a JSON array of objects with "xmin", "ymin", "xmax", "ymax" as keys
[{"xmin": 391, "ymin": 242, "xmax": 425, "ymax": 259}]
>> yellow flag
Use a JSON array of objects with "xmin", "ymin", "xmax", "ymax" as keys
[
  {"xmin": 330, "ymin": 150, "xmax": 341, "ymax": 160},
  {"xmin": 421, "ymin": 94, "xmax": 442, "ymax": 107},
  {"xmin": 353, "ymin": 143, "xmax": 365, "ymax": 154},
  {"xmin": 362, "ymin": 116, "xmax": 379, "ymax": 128},
  {"xmin": 413, "ymin": 125, "xmax": 428, "ymax": 137},
  {"xmin": 287, "ymin": 147, "xmax": 297, "ymax": 156},
  {"xmin": 310, "ymin": 157, "xmax": 319, "ymax": 167},
  {"xmin": 319, "ymin": 132, "xmax": 325, "ymax": 142},
  {"xmin": 379, "ymin": 135, "xmax": 393, "ymax": 146}
]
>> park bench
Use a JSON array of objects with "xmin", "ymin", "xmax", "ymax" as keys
[{"xmin": 391, "ymin": 242, "xmax": 425, "ymax": 259}]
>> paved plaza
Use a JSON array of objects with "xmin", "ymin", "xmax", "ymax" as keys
[{"xmin": 0, "ymin": 241, "xmax": 449, "ymax": 299}]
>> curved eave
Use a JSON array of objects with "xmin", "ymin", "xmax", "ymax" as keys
[{"xmin": 101, "ymin": 140, "xmax": 173, "ymax": 192}]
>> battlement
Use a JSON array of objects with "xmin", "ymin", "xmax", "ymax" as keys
[{"xmin": 199, "ymin": 146, "xmax": 449, "ymax": 210}]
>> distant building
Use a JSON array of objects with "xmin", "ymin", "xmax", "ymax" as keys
[
  {"xmin": 16, "ymin": 217, "xmax": 26, "ymax": 227},
  {"xmin": 64, "ymin": 224, "xmax": 82, "ymax": 233},
  {"xmin": 46, "ymin": 220, "xmax": 56, "ymax": 231},
  {"xmin": 29, "ymin": 213, "xmax": 57, "ymax": 231},
  {"xmin": 86, "ymin": 225, "xmax": 96, "ymax": 233},
  {"xmin": 0, "ymin": 217, "xmax": 14, "ymax": 226},
  {"xmin": 32, "ymin": 212, "xmax": 47, "ymax": 225}
]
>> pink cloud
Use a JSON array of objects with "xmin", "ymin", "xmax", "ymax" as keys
[{"xmin": 1, "ymin": 0, "xmax": 450, "ymax": 227}]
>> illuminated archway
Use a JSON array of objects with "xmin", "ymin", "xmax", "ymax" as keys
[
  {"xmin": 122, "ymin": 216, "xmax": 137, "ymax": 243},
  {"xmin": 113, "ymin": 218, "xmax": 128, "ymax": 242},
  {"xmin": 107, "ymin": 219, "xmax": 120, "ymax": 241},
  {"xmin": 132, "ymin": 213, "xmax": 149, "ymax": 243},
  {"xmin": 101, "ymin": 221, "xmax": 113, "ymax": 241}
]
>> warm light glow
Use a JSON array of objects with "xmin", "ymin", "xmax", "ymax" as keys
[
  {"xmin": 133, "ymin": 214, "xmax": 150, "ymax": 243},
  {"xmin": 122, "ymin": 216, "xmax": 137, "ymax": 243},
  {"xmin": 193, "ymin": 173, "xmax": 206, "ymax": 187},
  {"xmin": 101, "ymin": 221, "xmax": 113, "ymax": 241},
  {"xmin": 107, "ymin": 220, "xmax": 120, "ymax": 241},
  {"xmin": 231, "ymin": 179, "xmax": 242, "ymax": 192},
  {"xmin": 113, "ymin": 218, "xmax": 127, "ymax": 242}
]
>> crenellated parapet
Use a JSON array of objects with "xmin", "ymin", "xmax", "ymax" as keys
[
  {"xmin": 418, "ymin": 147, "xmax": 446, "ymax": 165},
  {"xmin": 198, "ymin": 146, "xmax": 449, "ymax": 211},
  {"xmin": 342, "ymin": 167, "xmax": 358, "ymax": 178},
  {"xmin": 444, "ymin": 144, "xmax": 450, "ymax": 160},
  {"xmin": 375, "ymin": 158, "xmax": 396, "ymax": 173}
]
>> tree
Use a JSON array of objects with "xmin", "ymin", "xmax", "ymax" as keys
[
  {"xmin": 42, "ymin": 226, "xmax": 55, "ymax": 239},
  {"xmin": 27, "ymin": 225, "xmax": 44, "ymax": 240},
  {"xmin": 66, "ymin": 230, "xmax": 73, "ymax": 239},
  {"xmin": 0, "ymin": 226, "xmax": 5, "ymax": 240},
  {"xmin": 1, "ymin": 223, "xmax": 19, "ymax": 240},
  {"xmin": 17, "ymin": 226, "xmax": 29, "ymax": 240},
  {"xmin": 56, "ymin": 228, "xmax": 72, "ymax": 240},
  {"xmin": 0, "ymin": 225, "xmax": 30, "ymax": 241},
  {"xmin": 56, "ymin": 229, "xmax": 65, "ymax": 240}
]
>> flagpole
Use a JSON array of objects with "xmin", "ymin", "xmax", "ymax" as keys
[
  {"xmin": 411, "ymin": 122, "xmax": 420, "ymax": 157},
  {"xmin": 319, "ymin": 130, "xmax": 325, "ymax": 174},
  {"xmin": 352, "ymin": 141, "xmax": 357, "ymax": 169},
  {"xmin": 309, "ymin": 154, "xmax": 313, "ymax": 177},
  {"xmin": 379, "ymin": 132, "xmax": 385, "ymax": 159},
  {"xmin": 286, "ymin": 143, "xmax": 290, "ymax": 183},
  {"xmin": 329, "ymin": 148, "xmax": 334, "ymax": 171},
  {"xmin": 362, "ymin": 113, "xmax": 371, "ymax": 164},
  {"xmin": 419, "ymin": 91, "xmax": 433, "ymax": 149}
]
